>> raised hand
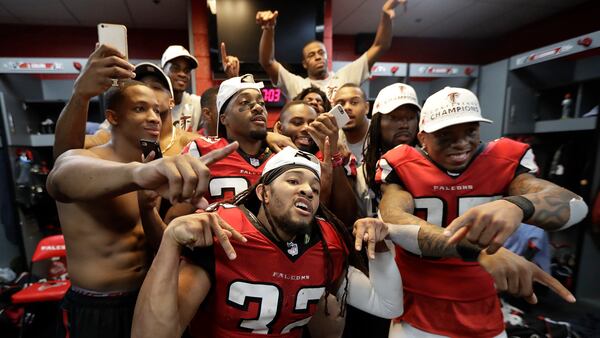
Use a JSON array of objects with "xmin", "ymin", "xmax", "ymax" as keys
[
  {"xmin": 383, "ymin": 0, "xmax": 406, "ymax": 19},
  {"xmin": 166, "ymin": 212, "xmax": 247, "ymax": 260},
  {"xmin": 256, "ymin": 10, "xmax": 278, "ymax": 29},
  {"xmin": 479, "ymin": 248, "xmax": 576, "ymax": 304},
  {"xmin": 220, "ymin": 42, "xmax": 240, "ymax": 78},
  {"xmin": 444, "ymin": 199, "xmax": 523, "ymax": 254},
  {"xmin": 74, "ymin": 44, "xmax": 135, "ymax": 100},
  {"xmin": 353, "ymin": 218, "xmax": 390, "ymax": 259},
  {"xmin": 306, "ymin": 113, "xmax": 339, "ymax": 155}
]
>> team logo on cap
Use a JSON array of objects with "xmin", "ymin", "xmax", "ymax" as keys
[{"xmin": 448, "ymin": 92, "xmax": 459, "ymax": 104}]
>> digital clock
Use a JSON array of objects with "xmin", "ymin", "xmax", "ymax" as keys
[{"xmin": 261, "ymin": 88, "xmax": 285, "ymax": 106}]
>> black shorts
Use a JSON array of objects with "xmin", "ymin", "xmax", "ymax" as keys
[{"xmin": 57, "ymin": 287, "xmax": 139, "ymax": 338}]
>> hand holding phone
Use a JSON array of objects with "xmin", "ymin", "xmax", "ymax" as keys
[
  {"xmin": 140, "ymin": 139, "xmax": 163, "ymax": 160},
  {"xmin": 329, "ymin": 104, "xmax": 350, "ymax": 128},
  {"xmin": 98, "ymin": 23, "xmax": 128, "ymax": 60}
]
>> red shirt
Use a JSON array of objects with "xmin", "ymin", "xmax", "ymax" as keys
[
  {"xmin": 182, "ymin": 136, "xmax": 273, "ymax": 204},
  {"xmin": 186, "ymin": 204, "xmax": 347, "ymax": 337},
  {"xmin": 376, "ymin": 138, "xmax": 537, "ymax": 337}
]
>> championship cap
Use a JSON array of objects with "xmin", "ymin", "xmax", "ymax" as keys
[
  {"xmin": 161, "ymin": 45, "xmax": 199, "ymax": 69},
  {"xmin": 134, "ymin": 62, "xmax": 174, "ymax": 98},
  {"xmin": 419, "ymin": 87, "xmax": 492, "ymax": 133},
  {"xmin": 262, "ymin": 146, "xmax": 321, "ymax": 184},
  {"xmin": 373, "ymin": 83, "xmax": 421, "ymax": 116},
  {"xmin": 216, "ymin": 74, "xmax": 264, "ymax": 116}
]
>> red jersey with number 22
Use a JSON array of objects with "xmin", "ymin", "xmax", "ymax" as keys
[
  {"xmin": 182, "ymin": 136, "xmax": 272, "ymax": 204},
  {"xmin": 376, "ymin": 137, "xmax": 537, "ymax": 338}
]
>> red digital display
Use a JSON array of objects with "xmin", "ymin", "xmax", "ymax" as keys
[{"xmin": 261, "ymin": 88, "xmax": 282, "ymax": 103}]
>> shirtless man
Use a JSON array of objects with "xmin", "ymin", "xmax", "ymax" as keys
[{"xmin": 47, "ymin": 80, "xmax": 235, "ymax": 338}]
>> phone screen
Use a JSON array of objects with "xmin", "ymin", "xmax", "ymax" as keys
[
  {"xmin": 140, "ymin": 140, "xmax": 162, "ymax": 160},
  {"xmin": 98, "ymin": 23, "xmax": 128, "ymax": 59}
]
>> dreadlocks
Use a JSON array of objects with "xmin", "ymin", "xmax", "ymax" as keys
[
  {"xmin": 362, "ymin": 113, "xmax": 385, "ymax": 198},
  {"xmin": 227, "ymin": 179, "xmax": 367, "ymax": 316}
]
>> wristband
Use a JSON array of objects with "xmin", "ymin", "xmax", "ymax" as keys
[
  {"xmin": 331, "ymin": 152, "xmax": 344, "ymax": 168},
  {"xmin": 502, "ymin": 196, "xmax": 535, "ymax": 221}
]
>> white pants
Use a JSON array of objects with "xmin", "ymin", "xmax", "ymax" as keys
[{"xmin": 389, "ymin": 321, "xmax": 507, "ymax": 338}]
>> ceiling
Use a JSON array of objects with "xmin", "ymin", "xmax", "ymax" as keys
[
  {"xmin": 333, "ymin": 0, "xmax": 589, "ymax": 38},
  {"xmin": 0, "ymin": 0, "xmax": 590, "ymax": 38}
]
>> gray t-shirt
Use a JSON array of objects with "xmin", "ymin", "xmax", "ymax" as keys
[{"xmin": 277, "ymin": 53, "xmax": 370, "ymax": 101}]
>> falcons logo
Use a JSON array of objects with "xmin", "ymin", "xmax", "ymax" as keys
[{"xmin": 448, "ymin": 92, "xmax": 460, "ymax": 104}]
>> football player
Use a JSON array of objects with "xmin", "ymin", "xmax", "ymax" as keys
[
  {"xmin": 132, "ymin": 147, "xmax": 404, "ymax": 338},
  {"xmin": 376, "ymin": 87, "xmax": 587, "ymax": 337}
]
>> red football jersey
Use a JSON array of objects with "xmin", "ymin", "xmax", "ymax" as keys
[
  {"xmin": 376, "ymin": 138, "xmax": 537, "ymax": 337},
  {"xmin": 183, "ymin": 136, "xmax": 273, "ymax": 204},
  {"xmin": 187, "ymin": 204, "xmax": 347, "ymax": 337}
]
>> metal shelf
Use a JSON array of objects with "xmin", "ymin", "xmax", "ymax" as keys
[
  {"xmin": 8, "ymin": 134, "xmax": 54, "ymax": 147},
  {"xmin": 533, "ymin": 116, "xmax": 597, "ymax": 133}
]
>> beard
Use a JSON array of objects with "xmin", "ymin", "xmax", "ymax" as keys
[
  {"xmin": 249, "ymin": 129, "xmax": 267, "ymax": 140},
  {"xmin": 269, "ymin": 207, "xmax": 314, "ymax": 237}
]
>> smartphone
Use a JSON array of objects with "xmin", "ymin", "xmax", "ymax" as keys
[
  {"xmin": 140, "ymin": 139, "xmax": 162, "ymax": 160},
  {"xmin": 97, "ymin": 23, "xmax": 128, "ymax": 59},
  {"xmin": 329, "ymin": 104, "xmax": 350, "ymax": 128}
]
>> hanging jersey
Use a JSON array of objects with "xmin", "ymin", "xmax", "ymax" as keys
[
  {"xmin": 375, "ymin": 138, "xmax": 537, "ymax": 338},
  {"xmin": 185, "ymin": 204, "xmax": 347, "ymax": 338},
  {"xmin": 183, "ymin": 136, "xmax": 273, "ymax": 204}
]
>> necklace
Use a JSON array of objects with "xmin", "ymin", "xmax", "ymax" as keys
[{"xmin": 162, "ymin": 126, "xmax": 177, "ymax": 153}]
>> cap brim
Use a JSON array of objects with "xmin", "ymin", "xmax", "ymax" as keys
[
  {"xmin": 163, "ymin": 55, "xmax": 199, "ymax": 69},
  {"xmin": 376, "ymin": 100, "xmax": 422, "ymax": 115},
  {"xmin": 421, "ymin": 116, "xmax": 492, "ymax": 133},
  {"xmin": 134, "ymin": 62, "xmax": 174, "ymax": 97}
]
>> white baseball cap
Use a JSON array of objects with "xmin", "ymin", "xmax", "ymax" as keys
[
  {"xmin": 161, "ymin": 45, "xmax": 199, "ymax": 69},
  {"xmin": 134, "ymin": 62, "xmax": 174, "ymax": 98},
  {"xmin": 419, "ymin": 87, "xmax": 492, "ymax": 133},
  {"xmin": 373, "ymin": 83, "xmax": 421, "ymax": 115},
  {"xmin": 216, "ymin": 74, "xmax": 264, "ymax": 115},
  {"xmin": 262, "ymin": 146, "xmax": 321, "ymax": 183}
]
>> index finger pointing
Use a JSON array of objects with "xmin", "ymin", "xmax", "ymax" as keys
[
  {"xmin": 533, "ymin": 266, "xmax": 576, "ymax": 303},
  {"xmin": 444, "ymin": 214, "xmax": 472, "ymax": 243},
  {"xmin": 200, "ymin": 141, "xmax": 238, "ymax": 166},
  {"xmin": 220, "ymin": 42, "xmax": 228, "ymax": 64}
]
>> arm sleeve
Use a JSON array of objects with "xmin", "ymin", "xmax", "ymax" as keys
[
  {"xmin": 515, "ymin": 148, "xmax": 539, "ymax": 177},
  {"xmin": 337, "ymin": 240, "xmax": 403, "ymax": 319},
  {"xmin": 334, "ymin": 53, "xmax": 370, "ymax": 85},
  {"xmin": 277, "ymin": 65, "xmax": 310, "ymax": 100},
  {"xmin": 375, "ymin": 158, "xmax": 403, "ymax": 186}
]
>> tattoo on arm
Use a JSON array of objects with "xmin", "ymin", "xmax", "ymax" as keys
[
  {"xmin": 380, "ymin": 184, "xmax": 480, "ymax": 258},
  {"xmin": 509, "ymin": 174, "xmax": 579, "ymax": 230}
]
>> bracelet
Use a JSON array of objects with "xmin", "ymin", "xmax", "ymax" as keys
[
  {"xmin": 456, "ymin": 243, "xmax": 482, "ymax": 262},
  {"xmin": 502, "ymin": 196, "xmax": 535, "ymax": 221},
  {"xmin": 331, "ymin": 152, "xmax": 344, "ymax": 168}
]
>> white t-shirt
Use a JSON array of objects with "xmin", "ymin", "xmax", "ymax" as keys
[
  {"xmin": 338, "ymin": 119, "xmax": 370, "ymax": 165},
  {"xmin": 172, "ymin": 91, "xmax": 201, "ymax": 132},
  {"xmin": 277, "ymin": 53, "xmax": 370, "ymax": 101}
]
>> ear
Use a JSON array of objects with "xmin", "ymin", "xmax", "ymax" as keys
[
  {"xmin": 201, "ymin": 107, "xmax": 211, "ymax": 119},
  {"xmin": 302, "ymin": 59, "xmax": 308, "ymax": 70},
  {"xmin": 169, "ymin": 98, "xmax": 175, "ymax": 110},
  {"xmin": 105, "ymin": 109, "xmax": 119, "ymax": 126},
  {"xmin": 256, "ymin": 184, "xmax": 270, "ymax": 203},
  {"xmin": 274, "ymin": 121, "xmax": 283, "ymax": 134},
  {"xmin": 219, "ymin": 110, "xmax": 227, "ymax": 126},
  {"xmin": 417, "ymin": 132, "xmax": 426, "ymax": 148}
]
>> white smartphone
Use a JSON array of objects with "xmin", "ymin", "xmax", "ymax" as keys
[
  {"xmin": 329, "ymin": 104, "xmax": 350, "ymax": 127},
  {"xmin": 97, "ymin": 23, "xmax": 128, "ymax": 59}
]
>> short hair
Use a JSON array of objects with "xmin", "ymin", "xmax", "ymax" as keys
[
  {"xmin": 302, "ymin": 40, "xmax": 325, "ymax": 58},
  {"xmin": 278, "ymin": 100, "xmax": 315, "ymax": 123},
  {"xmin": 201, "ymin": 86, "xmax": 219, "ymax": 111},
  {"xmin": 336, "ymin": 83, "xmax": 366, "ymax": 101},
  {"xmin": 105, "ymin": 80, "xmax": 150, "ymax": 112},
  {"xmin": 293, "ymin": 86, "xmax": 332, "ymax": 112}
]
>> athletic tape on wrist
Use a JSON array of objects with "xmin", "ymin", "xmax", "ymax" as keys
[{"xmin": 557, "ymin": 197, "xmax": 588, "ymax": 230}]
